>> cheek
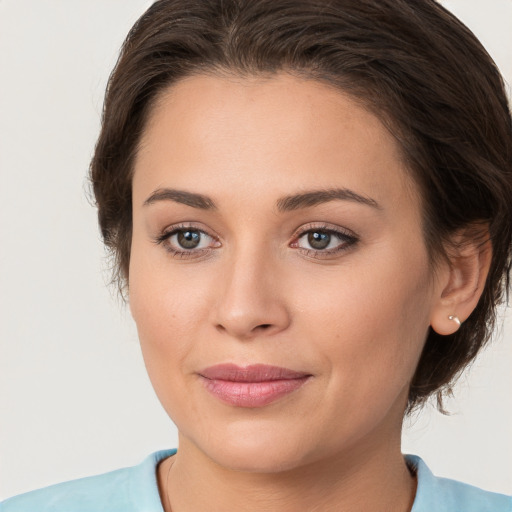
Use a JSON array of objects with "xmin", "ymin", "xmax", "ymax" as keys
[
  {"xmin": 293, "ymin": 246, "xmax": 432, "ymax": 401},
  {"xmin": 128, "ymin": 248, "xmax": 202, "ymax": 389},
  {"xmin": 129, "ymin": 265, "xmax": 210, "ymax": 428},
  {"xmin": 131, "ymin": 276, "xmax": 201, "ymax": 358}
]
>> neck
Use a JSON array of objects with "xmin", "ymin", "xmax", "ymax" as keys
[{"xmin": 159, "ymin": 433, "xmax": 416, "ymax": 512}]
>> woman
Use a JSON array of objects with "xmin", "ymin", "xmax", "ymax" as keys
[{"xmin": 1, "ymin": 0, "xmax": 511, "ymax": 510}]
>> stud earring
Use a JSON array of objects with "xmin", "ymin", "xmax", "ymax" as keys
[{"xmin": 448, "ymin": 315, "xmax": 461, "ymax": 327}]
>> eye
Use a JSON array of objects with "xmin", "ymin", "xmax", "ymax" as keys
[
  {"xmin": 291, "ymin": 225, "xmax": 358, "ymax": 256},
  {"xmin": 302, "ymin": 231, "xmax": 334, "ymax": 250},
  {"xmin": 155, "ymin": 225, "xmax": 220, "ymax": 258},
  {"xmin": 170, "ymin": 229, "xmax": 211, "ymax": 250}
]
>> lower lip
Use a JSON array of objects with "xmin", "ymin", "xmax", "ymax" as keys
[{"xmin": 201, "ymin": 377, "xmax": 310, "ymax": 407}]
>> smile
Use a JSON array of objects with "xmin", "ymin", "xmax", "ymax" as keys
[{"xmin": 198, "ymin": 364, "xmax": 312, "ymax": 407}]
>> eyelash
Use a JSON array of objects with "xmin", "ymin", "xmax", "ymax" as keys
[{"xmin": 154, "ymin": 223, "xmax": 359, "ymax": 259}]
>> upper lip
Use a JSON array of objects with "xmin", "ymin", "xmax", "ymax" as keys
[{"xmin": 199, "ymin": 364, "xmax": 311, "ymax": 382}]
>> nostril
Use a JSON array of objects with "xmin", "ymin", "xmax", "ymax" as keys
[{"xmin": 257, "ymin": 324, "xmax": 272, "ymax": 330}]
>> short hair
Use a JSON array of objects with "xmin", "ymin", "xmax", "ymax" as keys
[{"xmin": 90, "ymin": 0, "xmax": 512, "ymax": 411}]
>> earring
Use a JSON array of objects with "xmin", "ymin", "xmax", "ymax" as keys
[{"xmin": 448, "ymin": 315, "xmax": 461, "ymax": 328}]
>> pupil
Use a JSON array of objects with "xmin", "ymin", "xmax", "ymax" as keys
[
  {"xmin": 308, "ymin": 231, "xmax": 330, "ymax": 249},
  {"xmin": 177, "ymin": 230, "xmax": 200, "ymax": 249}
]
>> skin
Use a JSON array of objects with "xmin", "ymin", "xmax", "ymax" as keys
[{"xmin": 129, "ymin": 73, "xmax": 489, "ymax": 512}]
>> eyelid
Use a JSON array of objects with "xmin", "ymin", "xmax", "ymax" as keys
[{"xmin": 291, "ymin": 222, "xmax": 358, "ymax": 240}]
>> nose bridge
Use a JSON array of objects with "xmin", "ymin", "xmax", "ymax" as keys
[{"xmin": 212, "ymin": 242, "xmax": 290, "ymax": 339}]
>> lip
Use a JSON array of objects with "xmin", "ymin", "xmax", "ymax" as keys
[{"xmin": 198, "ymin": 364, "xmax": 311, "ymax": 408}]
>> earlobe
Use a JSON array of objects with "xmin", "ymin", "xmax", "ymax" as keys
[
  {"xmin": 448, "ymin": 315, "xmax": 461, "ymax": 327},
  {"xmin": 431, "ymin": 313, "xmax": 462, "ymax": 336},
  {"xmin": 430, "ymin": 228, "xmax": 492, "ymax": 336}
]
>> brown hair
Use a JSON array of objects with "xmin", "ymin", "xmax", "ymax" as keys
[{"xmin": 90, "ymin": 0, "xmax": 512, "ymax": 411}]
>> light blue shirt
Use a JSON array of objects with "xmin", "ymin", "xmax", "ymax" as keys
[{"xmin": 1, "ymin": 450, "xmax": 510, "ymax": 511}]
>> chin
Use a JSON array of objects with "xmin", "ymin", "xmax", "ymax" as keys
[
  {"xmin": 209, "ymin": 442, "xmax": 311, "ymax": 474},
  {"xmin": 181, "ymin": 419, "xmax": 316, "ymax": 474}
]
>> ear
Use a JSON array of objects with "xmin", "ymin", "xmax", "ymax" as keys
[{"xmin": 430, "ymin": 227, "xmax": 492, "ymax": 336}]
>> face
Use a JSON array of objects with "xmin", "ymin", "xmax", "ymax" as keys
[{"xmin": 129, "ymin": 73, "xmax": 443, "ymax": 473}]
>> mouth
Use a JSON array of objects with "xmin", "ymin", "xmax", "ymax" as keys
[{"xmin": 198, "ymin": 364, "xmax": 312, "ymax": 408}]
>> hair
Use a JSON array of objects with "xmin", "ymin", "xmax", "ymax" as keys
[{"xmin": 90, "ymin": 0, "xmax": 512, "ymax": 412}]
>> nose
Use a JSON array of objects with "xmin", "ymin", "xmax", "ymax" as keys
[{"xmin": 211, "ymin": 251, "xmax": 291, "ymax": 340}]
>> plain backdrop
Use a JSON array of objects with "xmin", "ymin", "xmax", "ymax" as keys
[{"xmin": 0, "ymin": 0, "xmax": 511, "ymax": 500}]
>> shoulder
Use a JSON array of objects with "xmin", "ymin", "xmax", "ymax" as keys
[
  {"xmin": 0, "ymin": 450, "xmax": 176, "ymax": 512},
  {"xmin": 1, "ymin": 467, "xmax": 133, "ymax": 512},
  {"xmin": 407, "ymin": 455, "xmax": 512, "ymax": 512}
]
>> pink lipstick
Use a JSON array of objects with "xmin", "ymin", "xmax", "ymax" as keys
[{"xmin": 199, "ymin": 364, "xmax": 311, "ymax": 407}]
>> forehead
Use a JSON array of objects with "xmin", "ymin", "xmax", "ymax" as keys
[{"xmin": 134, "ymin": 72, "xmax": 417, "ymax": 213}]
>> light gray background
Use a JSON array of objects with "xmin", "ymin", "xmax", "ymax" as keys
[{"xmin": 0, "ymin": 0, "xmax": 511, "ymax": 500}]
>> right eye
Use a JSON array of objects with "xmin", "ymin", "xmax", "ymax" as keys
[
  {"xmin": 155, "ymin": 225, "xmax": 221, "ymax": 258},
  {"xmin": 169, "ymin": 229, "xmax": 212, "ymax": 250}
]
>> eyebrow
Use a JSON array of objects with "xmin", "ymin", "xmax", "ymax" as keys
[
  {"xmin": 143, "ymin": 188, "xmax": 216, "ymax": 209},
  {"xmin": 276, "ymin": 188, "xmax": 381, "ymax": 212},
  {"xmin": 143, "ymin": 187, "xmax": 381, "ymax": 211}
]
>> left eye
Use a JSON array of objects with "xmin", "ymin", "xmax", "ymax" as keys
[{"xmin": 296, "ymin": 230, "xmax": 352, "ymax": 251}]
